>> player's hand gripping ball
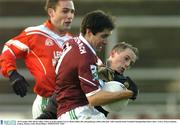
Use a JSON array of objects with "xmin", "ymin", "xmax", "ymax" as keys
[{"xmin": 102, "ymin": 81, "xmax": 129, "ymax": 113}]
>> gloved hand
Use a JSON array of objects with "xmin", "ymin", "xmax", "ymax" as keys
[
  {"xmin": 98, "ymin": 66, "xmax": 139, "ymax": 100},
  {"xmin": 113, "ymin": 71, "xmax": 127, "ymax": 85},
  {"xmin": 98, "ymin": 66, "xmax": 115, "ymax": 82},
  {"xmin": 126, "ymin": 76, "xmax": 139, "ymax": 100},
  {"xmin": 9, "ymin": 70, "xmax": 29, "ymax": 97}
]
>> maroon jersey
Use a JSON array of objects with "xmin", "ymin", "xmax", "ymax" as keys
[{"xmin": 55, "ymin": 34, "xmax": 101, "ymax": 117}]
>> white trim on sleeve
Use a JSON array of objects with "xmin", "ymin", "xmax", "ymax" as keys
[
  {"xmin": 79, "ymin": 76, "xmax": 97, "ymax": 86},
  {"xmin": 2, "ymin": 45, "xmax": 16, "ymax": 57},
  {"xmin": 31, "ymin": 50, "xmax": 47, "ymax": 75},
  {"xmin": 6, "ymin": 39, "xmax": 30, "ymax": 53},
  {"xmin": 86, "ymin": 88, "xmax": 101, "ymax": 97}
]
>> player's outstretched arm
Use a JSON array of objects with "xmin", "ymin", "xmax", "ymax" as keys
[{"xmin": 87, "ymin": 89, "xmax": 133, "ymax": 106}]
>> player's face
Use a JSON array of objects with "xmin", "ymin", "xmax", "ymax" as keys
[
  {"xmin": 49, "ymin": 0, "xmax": 75, "ymax": 32},
  {"xmin": 109, "ymin": 48, "xmax": 136, "ymax": 74},
  {"xmin": 90, "ymin": 29, "xmax": 112, "ymax": 51}
]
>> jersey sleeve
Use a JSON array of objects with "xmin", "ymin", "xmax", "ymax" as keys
[
  {"xmin": 0, "ymin": 30, "xmax": 30, "ymax": 77},
  {"xmin": 78, "ymin": 53, "xmax": 101, "ymax": 97}
]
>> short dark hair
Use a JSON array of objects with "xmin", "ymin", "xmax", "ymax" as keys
[{"xmin": 80, "ymin": 10, "xmax": 115, "ymax": 36}]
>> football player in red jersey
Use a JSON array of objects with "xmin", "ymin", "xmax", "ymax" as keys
[
  {"xmin": 55, "ymin": 10, "xmax": 136, "ymax": 120},
  {"xmin": 0, "ymin": 0, "xmax": 75, "ymax": 118}
]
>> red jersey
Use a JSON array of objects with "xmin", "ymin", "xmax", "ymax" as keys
[
  {"xmin": 55, "ymin": 34, "xmax": 101, "ymax": 117},
  {"xmin": 0, "ymin": 20, "xmax": 72, "ymax": 97}
]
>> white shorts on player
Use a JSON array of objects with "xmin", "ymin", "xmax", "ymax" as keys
[
  {"xmin": 57, "ymin": 105, "xmax": 106, "ymax": 120},
  {"xmin": 32, "ymin": 95, "xmax": 49, "ymax": 119}
]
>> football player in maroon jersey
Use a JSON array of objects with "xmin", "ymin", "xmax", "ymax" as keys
[{"xmin": 54, "ymin": 10, "xmax": 137, "ymax": 120}]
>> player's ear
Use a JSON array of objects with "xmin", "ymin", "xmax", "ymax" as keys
[
  {"xmin": 85, "ymin": 28, "xmax": 94, "ymax": 40},
  {"xmin": 110, "ymin": 50, "xmax": 115, "ymax": 58},
  {"xmin": 48, "ymin": 8, "xmax": 54, "ymax": 17},
  {"xmin": 86, "ymin": 28, "xmax": 93, "ymax": 35}
]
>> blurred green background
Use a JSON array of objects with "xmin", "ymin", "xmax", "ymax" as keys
[{"xmin": 0, "ymin": 0, "xmax": 180, "ymax": 119}]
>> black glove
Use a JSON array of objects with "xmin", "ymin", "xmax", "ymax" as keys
[
  {"xmin": 126, "ymin": 76, "xmax": 139, "ymax": 100},
  {"xmin": 9, "ymin": 70, "xmax": 29, "ymax": 97},
  {"xmin": 113, "ymin": 71, "xmax": 127, "ymax": 85}
]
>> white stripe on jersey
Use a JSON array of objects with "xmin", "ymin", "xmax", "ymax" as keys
[
  {"xmin": 78, "ymin": 76, "xmax": 97, "ymax": 87},
  {"xmin": 2, "ymin": 45, "xmax": 16, "ymax": 57},
  {"xmin": 79, "ymin": 34, "xmax": 96, "ymax": 56},
  {"xmin": 55, "ymin": 45, "xmax": 72, "ymax": 74},
  {"xmin": 6, "ymin": 39, "xmax": 30, "ymax": 53},
  {"xmin": 2, "ymin": 45, "xmax": 8, "ymax": 53},
  {"xmin": 26, "ymin": 31, "xmax": 57, "ymax": 44},
  {"xmin": 86, "ymin": 88, "xmax": 101, "ymax": 97},
  {"xmin": 31, "ymin": 50, "xmax": 47, "ymax": 75},
  {"xmin": 25, "ymin": 25, "xmax": 72, "ymax": 48}
]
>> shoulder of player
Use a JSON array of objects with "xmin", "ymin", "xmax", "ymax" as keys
[
  {"xmin": 20, "ymin": 25, "xmax": 50, "ymax": 39},
  {"xmin": 24, "ymin": 24, "xmax": 42, "ymax": 33},
  {"xmin": 68, "ymin": 37, "xmax": 92, "ymax": 55},
  {"xmin": 23, "ymin": 25, "xmax": 70, "ymax": 44},
  {"xmin": 23, "ymin": 25, "xmax": 56, "ymax": 38}
]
